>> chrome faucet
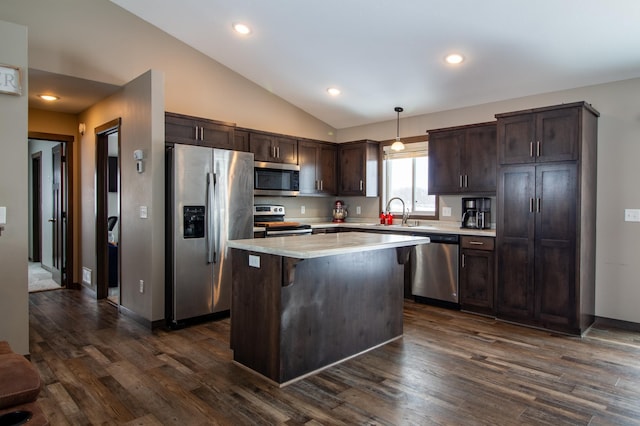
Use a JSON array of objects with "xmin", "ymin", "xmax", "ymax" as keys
[{"xmin": 385, "ymin": 197, "xmax": 409, "ymax": 225}]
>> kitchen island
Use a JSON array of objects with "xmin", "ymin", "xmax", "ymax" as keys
[{"xmin": 227, "ymin": 232, "xmax": 429, "ymax": 386}]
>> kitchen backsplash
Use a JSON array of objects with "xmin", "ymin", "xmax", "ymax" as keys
[{"xmin": 255, "ymin": 194, "xmax": 496, "ymax": 227}]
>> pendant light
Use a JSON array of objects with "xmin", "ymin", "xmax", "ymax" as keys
[{"xmin": 391, "ymin": 106, "xmax": 405, "ymax": 151}]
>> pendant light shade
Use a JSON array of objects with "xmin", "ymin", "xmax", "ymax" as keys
[{"xmin": 391, "ymin": 106, "xmax": 405, "ymax": 151}]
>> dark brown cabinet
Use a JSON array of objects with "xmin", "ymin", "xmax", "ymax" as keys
[
  {"xmin": 338, "ymin": 140, "xmax": 379, "ymax": 196},
  {"xmin": 497, "ymin": 105, "xmax": 581, "ymax": 165},
  {"xmin": 299, "ymin": 140, "xmax": 337, "ymax": 195},
  {"xmin": 234, "ymin": 130, "xmax": 250, "ymax": 152},
  {"xmin": 249, "ymin": 132, "xmax": 298, "ymax": 164},
  {"xmin": 460, "ymin": 236, "xmax": 495, "ymax": 316},
  {"xmin": 428, "ymin": 122, "xmax": 497, "ymax": 194},
  {"xmin": 165, "ymin": 112, "xmax": 243, "ymax": 150},
  {"xmin": 495, "ymin": 102, "xmax": 598, "ymax": 335}
]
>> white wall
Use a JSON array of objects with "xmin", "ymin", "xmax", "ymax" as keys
[
  {"xmin": 337, "ymin": 78, "xmax": 640, "ymax": 324},
  {"xmin": 0, "ymin": 19, "xmax": 29, "ymax": 354}
]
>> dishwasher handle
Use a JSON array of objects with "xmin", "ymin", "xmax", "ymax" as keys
[{"xmin": 419, "ymin": 233, "xmax": 459, "ymax": 244}]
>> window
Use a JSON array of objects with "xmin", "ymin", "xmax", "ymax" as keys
[{"xmin": 382, "ymin": 141, "xmax": 437, "ymax": 218}]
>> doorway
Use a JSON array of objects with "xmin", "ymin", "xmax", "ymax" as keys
[
  {"xmin": 27, "ymin": 132, "xmax": 74, "ymax": 292},
  {"xmin": 96, "ymin": 119, "xmax": 121, "ymax": 303}
]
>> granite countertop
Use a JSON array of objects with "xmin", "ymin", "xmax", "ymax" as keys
[
  {"xmin": 228, "ymin": 231, "xmax": 429, "ymax": 259},
  {"xmin": 308, "ymin": 221, "xmax": 496, "ymax": 237}
]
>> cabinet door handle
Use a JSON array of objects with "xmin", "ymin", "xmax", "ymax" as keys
[
  {"xmin": 465, "ymin": 175, "xmax": 468, "ymax": 188},
  {"xmin": 536, "ymin": 198, "xmax": 541, "ymax": 213},
  {"xmin": 459, "ymin": 175, "xmax": 464, "ymax": 188},
  {"xmin": 271, "ymin": 146, "xmax": 276, "ymax": 158},
  {"xmin": 360, "ymin": 180, "xmax": 363, "ymax": 191},
  {"xmin": 469, "ymin": 241, "xmax": 484, "ymax": 245},
  {"xmin": 320, "ymin": 180, "xmax": 323, "ymax": 191},
  {"xmin": 201, "ymin": 127, "xmax": 204, "ymax": 140},
  {"xmin": 462, "ymin": 254, "xmax": 466, "ymax": 268},
  {"xmin": 536, "ymin": 141, "xmax": 541, "ymax": 157},
  {"xmin": 276, "ymin": 146, "xmax": 280, "ymax": 158},
  {"xmin": 530, "ymin": 198, "xmax": 534, "ymax": 213},
  {"xmin": 530, "ymin": 141, "xmax": 534, "ymax": 157},
  {"xmin": 195, "ymin": 126, "xmax": 199, "ymax": 140}
]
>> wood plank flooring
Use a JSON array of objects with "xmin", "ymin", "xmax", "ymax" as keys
[{"xmin": 28, "ymin": 289, "xmax": 640, "ymax": 425}]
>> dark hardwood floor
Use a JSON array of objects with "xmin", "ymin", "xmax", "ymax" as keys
[{"xmin": 28, "ymin": 289, "xmax": 640, "ymax": 425}]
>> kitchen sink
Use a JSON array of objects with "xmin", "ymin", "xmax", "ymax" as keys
[{"xmin": 368, "ymin": 223, "xmax": 436, "ymax": 230}]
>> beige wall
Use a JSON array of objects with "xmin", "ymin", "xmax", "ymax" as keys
[
  {"xmin": 29, "ymin": 109, "xmax": 81, "ymax": 284},
  {"xmin": 0, "ymin": 0, "xmax": 336, "ymax": 142},
  {"xmin": 0, "ymin": 19, "xmax": 29, "ymax": 354},
  {"xmin": 78, "ymin": 70, "xmax": 165, "ymax": 322},
  {"xmin": 338, "ymin": 78, "xmax": 640, "ymax": 323}
]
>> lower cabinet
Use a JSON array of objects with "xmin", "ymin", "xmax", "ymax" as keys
[{"xmin": 459, "ymin": 236, "xmax": 495, "ymax": 316}]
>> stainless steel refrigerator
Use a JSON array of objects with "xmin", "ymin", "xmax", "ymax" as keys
[{"xmin": 166, "ymin": 144, "xmax": 254, "ymax": 325}]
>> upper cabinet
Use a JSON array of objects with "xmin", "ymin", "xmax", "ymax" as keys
[
  {"xmin": 249, "ymin": 132, "xmax": 298, "ymax": 164},
  {"xmin": 496, "ymin": 103, "xmax": 598, "ymax": 165},
  {"xmin": 428, "ymin": 122, "xmax": 497, "ymax": 194},
  {"xmin": 338, "ymin": 140, "xmax": 379, "ymax": 197},
  {"xmin": 165, "ymin": 112, "xmax": 244, "ymax": 150},
  {"xmin": 299, "ymin": 140, "xmax": 337, "ymax": 196}
]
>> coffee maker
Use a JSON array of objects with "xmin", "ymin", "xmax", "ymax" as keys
[{"xmin": 461, "ymin": 197, "xmax": 491, "ymax": 229}]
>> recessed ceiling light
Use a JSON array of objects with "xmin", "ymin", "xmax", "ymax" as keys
[
  {"xmin": 445, "ymin": 54, "xmax": 464, "ymax": 65},
  {"xmin": 327, "ymin": 87, "xmax": 341, "ymax": 96},
  {"xmin": 38, "ymin": 94, "xmax": 59, "ymax": 101},
  {"xmin": 233, "ymin": 23, "xmax": 251, "ymax": 35}
]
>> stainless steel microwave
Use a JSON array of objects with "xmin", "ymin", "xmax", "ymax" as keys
[{"xmin": 254, "ymin": 161, "xmax": 300, "ymax": 196}]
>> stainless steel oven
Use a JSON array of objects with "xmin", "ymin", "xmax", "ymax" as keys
[{"xmin": 254, "ymin": 204, "xmax": 312, "ymax": 237}]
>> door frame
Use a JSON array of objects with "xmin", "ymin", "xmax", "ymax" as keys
[
  {"xmin": 28, "ymin": 131, "xmax": 75, "ymax": 289},
  {"xmin": 31, "ymin": 152, "xmax": 42, "ymax": 263},
  {"xmin": 95, "ymin": 118, "xmax": 121, "ymax": 300}
]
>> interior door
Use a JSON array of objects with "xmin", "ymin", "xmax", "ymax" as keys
[{"xmin": 51, "ymin": 143, "xmax": 65, "ymax": 285}]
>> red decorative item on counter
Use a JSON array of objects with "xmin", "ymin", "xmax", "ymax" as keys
[
  {"xmin": 385, "ymin": 212, "xmax": 394, "ymax": 225},
  {"xmin": 379, "ymin": 211, "xmax": 385, "ymax": 224}
]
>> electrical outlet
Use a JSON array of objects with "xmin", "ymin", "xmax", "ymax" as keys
[
  {"xmin": 301, "ymin": 205, "xmax": 305, "ymax": 214},
  {"xmin": 442, "ymin": 207, "xmax": 452, "ymax": 217},
  {"xmin": 624, "ymin": 209, "xmax": 640, "ymax": 222},
  {"xmin": 139, "ymin": 280, "xmax": 144, "ymax": 293},
  {"xmin": 356, "ymin": 206, "xmax": 361, "ymax": 215}
]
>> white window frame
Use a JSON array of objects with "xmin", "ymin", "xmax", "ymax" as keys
[{"xmin": 382, "ymin": 141, "xmax": 438, "ymax": 219}]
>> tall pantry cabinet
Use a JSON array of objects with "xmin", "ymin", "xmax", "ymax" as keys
[{"xmin": 495, "ymin": 102, "xmax": 599, "ymax": 335}]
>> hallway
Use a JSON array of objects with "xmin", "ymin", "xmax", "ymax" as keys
[{"xmin": 28, "ymin": 262, "xmax": 60, "ymax": 293}]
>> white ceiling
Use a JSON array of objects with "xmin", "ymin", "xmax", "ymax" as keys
[{"xmin": 68, "ymin": 1, "xmax": 640, "ymax": 128}]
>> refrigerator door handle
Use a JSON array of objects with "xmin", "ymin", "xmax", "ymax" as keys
[
  {"xmin": 213, "ymin": 172, "xmax": 219, "ymax": 264},
  {"xmin": 206, "ymin": 172, "xmax": 215, "ymax": 264}
]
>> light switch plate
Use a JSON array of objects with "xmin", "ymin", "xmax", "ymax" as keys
[
  {"xmin": 624, "ymin": 209, "xmax": 640, "ymax": 222},
  {"xmin": 442, "ymin": 207, "xmax": 452, "ymax": 217},
  {"xmin": 140, "ymin": 206, "xmax": 148, "ymax": 218},
  {"xmin": 0, "ymin": 206, "xmax": 6, "ymax": 225}
]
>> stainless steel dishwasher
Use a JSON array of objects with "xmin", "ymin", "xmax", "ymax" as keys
[{"xmin": 410, "ymin": 233, "xmax": 459, "ymax": 305}]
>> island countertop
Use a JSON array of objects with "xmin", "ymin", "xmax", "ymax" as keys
[{"xmin": 228, "ymin": 231, "xmax": 429, "ymax": 259}]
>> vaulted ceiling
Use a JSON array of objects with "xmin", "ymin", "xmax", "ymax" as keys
[{"xmin": 110, "ymin": 0, "xmax": 640, "ymax": 128}]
